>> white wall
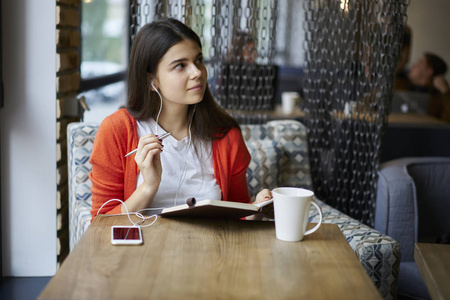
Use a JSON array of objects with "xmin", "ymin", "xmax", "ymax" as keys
[
  {"xmin": 407, "ymin": 0, "xmax": 450, "ymax": 83},
  {"xmin": 1, "ymin": 1, "xmax": 57, "ymax": 276}
]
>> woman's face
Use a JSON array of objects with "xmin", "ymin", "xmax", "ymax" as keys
[{"xmin": 153, "ymin": 39, "xmax": 207, "ymax": 109}]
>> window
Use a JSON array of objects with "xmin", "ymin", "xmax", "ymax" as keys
[{"xmin": 80, "ymin": 0, "xmax": 129, "ymax": 123}]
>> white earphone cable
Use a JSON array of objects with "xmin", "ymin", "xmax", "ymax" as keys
[
  {"xmin": 173, "ymin": 105, "xmax": 195, "ymax": 206},
  {"xmin": 152, "ymin": 82, "xmax": 164, "ymax": 135},
  {"xmin": 150, "ymin": 82, "xmax": 196, "ymax": 206},
  {"xmin": 96, "ymin": 199, "xmax": 158, "ymax": 228}
]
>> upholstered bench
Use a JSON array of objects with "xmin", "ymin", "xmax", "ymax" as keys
[{"xmin": 68, "ymin": 119, "xmax": 400, "ymax": 300}]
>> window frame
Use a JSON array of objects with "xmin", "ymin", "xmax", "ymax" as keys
[{"xmin": 78, "ymin": 0, "xmax": 131, "ymax": 95}]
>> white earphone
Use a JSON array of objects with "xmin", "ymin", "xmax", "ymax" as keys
[{"xmin": 152, "ymin": 81, "xmax": 163, "ymax": 134}]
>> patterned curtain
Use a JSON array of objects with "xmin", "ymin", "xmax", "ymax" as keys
[
  {"xmin": 130, "ymin": 0, "xmax": 278, "ymax": 124},
  {"xmin": 303, "ymin": 0, "xmax": 408, "ymax": 226}
]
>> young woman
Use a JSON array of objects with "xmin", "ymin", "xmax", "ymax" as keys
[{"xmin": 89, "ymin": 18, "xmax": 271, "ymax": 219}]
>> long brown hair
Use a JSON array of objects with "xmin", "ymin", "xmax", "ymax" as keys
[{"xmin": 126, "ymin": 18, "xmax": 239, "ymax": 143}]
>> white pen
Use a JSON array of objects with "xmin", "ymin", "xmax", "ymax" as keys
[{"xmin": 124, "ymin": 132, "xmax": 172, "ymax": 157}]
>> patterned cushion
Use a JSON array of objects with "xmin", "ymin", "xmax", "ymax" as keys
[
  {"xmin": 309, "ymin": 199, "xmax": 400, "ymax": 300},
  {"xmin": 245, "ymin": 139, "xmax": 282, "ymax": 200},
  {"xmin": 241, "ymin": 120, "xmax": 312, "ymax": 191},
  {"xmin": 266, "ymin": 120, "xmax": 312, "ymax": 189},
  {"xmin": 67, "ymin": 122, "xmax": 98, "ymax": 250}
]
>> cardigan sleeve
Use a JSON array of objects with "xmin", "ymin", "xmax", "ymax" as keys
[
  {"xmin": 213, "ymin": 127, "xmax": 251, "ymax": 203},
  {"xmin": 89, "ymin": 116, "xmax": 126, "ymax": 218},
  {"xmin": 89, "ymin": 110, "xmax": 138, "ymax": 219}
]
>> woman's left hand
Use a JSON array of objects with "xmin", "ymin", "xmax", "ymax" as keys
[
  {"xmin": 254, "ymin": 188, "xmax": 272, "ymax": 204},
  {"xmin": 246, "ymin": 189, "xmax": 273, "ymax": 220}
]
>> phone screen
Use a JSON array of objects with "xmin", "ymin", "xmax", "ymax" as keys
[{"xmin": 111, "ymin": 226, "xmax": 143, "ymax": 245}]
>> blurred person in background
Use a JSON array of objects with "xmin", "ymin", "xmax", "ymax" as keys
[{"xmin": 396, "ymin": 52, "xmax": 450, "ymax": 122}]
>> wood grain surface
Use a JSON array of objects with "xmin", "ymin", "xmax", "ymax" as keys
[
  {"xmin": 415, "ymin": 243, "xmax": 450, "ymax": 300},
  {"xmin": 40, "ymin": 215, "xmax": 381, "ymax": 300}
]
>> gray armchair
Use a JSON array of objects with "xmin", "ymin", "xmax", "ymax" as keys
[{"xmin": 375, "ymin": 157, "xmax": 450, "ymax": 300}]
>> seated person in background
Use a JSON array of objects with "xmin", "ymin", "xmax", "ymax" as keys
[
  {"xmin": 216, "ymin": 30, "xmax": 276, "ymax": 116},
  {"xmin": 216, "ymin": 30, "xmax": 257, "ymax": 109},
  {"xmin": 396, "ymin": 52, "xmax": 450, "ymax": 122}
]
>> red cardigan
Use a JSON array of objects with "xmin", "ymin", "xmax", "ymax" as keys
[{"xmin": 89, "ymin": 108, "xmax": 251, "ymax": 219}]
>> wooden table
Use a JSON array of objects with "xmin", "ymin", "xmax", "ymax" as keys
[
  {"xmin": 414, "ymin": 243, "xmax": 450, "ymax": 300},
  {"xmin": 269, "ymin": 104, "xmax": 449, "ymax": 125},
  {"xmin": 388, "ymin": 113, "xmax": 449, "ymax": 125},
  {"xmin": 40, "ymin": 216, "xmax": 382, "ymax": 300}
]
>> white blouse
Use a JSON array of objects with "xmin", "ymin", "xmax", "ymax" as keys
[{"xmin": 136, "ymin": 118, "xmax": 222, "ymax": 208}]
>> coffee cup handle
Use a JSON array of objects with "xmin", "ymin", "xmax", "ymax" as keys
[{"xmin": 304, "ymin": 200, "xmax": 323, "ymax": 236}]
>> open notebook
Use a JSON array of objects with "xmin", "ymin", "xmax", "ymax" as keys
[{"xmin": 159, "ymin": 198, "xmax": 274, "ymax": 219}]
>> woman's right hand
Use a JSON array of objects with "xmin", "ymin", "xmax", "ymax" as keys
[{"xmin": 135, "ymin": 134, "xmax": 164, "ymax": 192}]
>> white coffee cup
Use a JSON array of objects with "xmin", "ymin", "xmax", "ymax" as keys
[
  {"xmin": 272, "ymin": 187, "xmax": 323, "ymax": 242},
  {"xmin": 281, "ymin": 92, "xmax": 300, "ymax": 115}
]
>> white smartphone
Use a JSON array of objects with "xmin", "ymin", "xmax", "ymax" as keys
[{"xmin": 111, "ymin": 226, "xmax": 143, "ymax": 245}]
